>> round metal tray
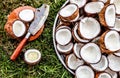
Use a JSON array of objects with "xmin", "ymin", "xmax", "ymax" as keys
[{"xmin": 53, "ymin": 0, "xmax": 75, "ymax": 75}]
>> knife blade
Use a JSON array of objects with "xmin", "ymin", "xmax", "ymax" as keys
[{"xmin": 10, "ymin": 4, "xmax": 50, "ymax": 61}]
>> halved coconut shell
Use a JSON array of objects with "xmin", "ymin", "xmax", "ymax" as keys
[
  {"xmin": 57, "ymin": 42, "xmax": 73, "ymax": 54},
  {"xmin": 70, "ymin": 0, "xmax": 87, "ymax": 8},
  {"xmin": 90, "ymin": 55, "xmax": 108, "ymax": 71},
  {"xmin": 110, "ymin": 0, "xmax": 120, "ymax": 15},
  {"xmin": 4, "ymin": 19, "xmax": 28, "ymax": 39},
  {"xmin": 105, "ymin": 68, "xmax": 118, "ymax": 78},
  {"xmin": 73, "ymin": 43, "xmax": 84, "ymax": 58},
  {"xmin": 78, "ymin": 17, "xmax": 101, "ymax": 40},
  {"xmin": 24, "ymin": 49, "xmax": 41, "ymax": 65},
  {"xmin": 80, "ymin": 43, "xmax": 101, "ymax": 64},
  {"xmin": 108, "ymin": 54, "xmax": 120, "ymax": 72},
  {"xmin": 99, "ymin": 30, "xmax": 120, "ymax": 52},
  {"xmin": 84, "ymin": 2, "xmax": 104, "ymax": 15},
  {"xmin": 12, "ymin": 20, "xmax": 26, "ymax": 37},
  {"xmin": 99, "ymin": 4, "xmax": 116, "ymax": 28},
  {"xmin": 110, "ymin": 18, "xmax": 120, "ymax": 32},
  {"xmin": 19, "ymin": 9, "xmax": 34, "ymax": 22},
  {"xmin": 72, "ymin": 23, "xmax": 90, "ymax": 43},
  {"xmin": 95, "ymin": 72, "xmax": 112, "ymax": 78},
  {"xmin": 75, "ymin": 65, "xmax": 94, "ymax": 78},
  {"xmin": 55, "ymin": 28, "xmax": 72, "ymax": 45},
  {"xmin": 66, "ymin": 53, "xmax": 84, "ymax": 70},
  {"xmin": 59, "ymin": 3, "xmax": 79, "ymax": 22},
  {"xmin": 99, "ymin": 30, "xmax": 112, "ymax": 54}
]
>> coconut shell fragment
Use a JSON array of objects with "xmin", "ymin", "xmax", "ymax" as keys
[{"xmin": 99, "ymin": 4, "xmax": 116, "ymax": 28}]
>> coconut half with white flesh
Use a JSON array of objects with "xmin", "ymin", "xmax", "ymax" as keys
[
  {"xmin": 80, "ymin": 43, "xmax": 101, "ymax": 64},
  {"xmin": 70, "ymin": 0, "xmax": 87, "ymax": 8},
  {"xmin": 96, "ymin": 72, "xmax": 112, "ymax": 78},
  {"xmin": 55, "ymin": 28, "xmax": 72, "ymax": 45},
  {"xmin": 111, "ymin": 18, "xmax": 120, "ymax": 32},
  {"xmin": 12, "ymin": 20, "xmax": 26, "ymax": 37},
  {"xmin": 66, "ymin": 53, "xmax": 84, "ymax": 70},
  {"xmin": 78, "ymin": 17, "xmax": 101, "ymax": 40},
  {"xmin": 72, "ymin": 23, "xmax": 90, "ymax": 43},
  {"xmin": 104, "ymin": 30, "xmax": 120, "ymax": 52},
  {"xmin": 19, "ymin": 9, "xmax": 34, "ymax": 22},
  {"xmin": 73, "ymin": 43, "xmax": 84, "ymax": 58},
  {"xmin": 57, "ymin": 42, "xmax": 73, "ymax": 54},
  {"xmin": 108, "ymin": 54, "xmax": 120, "ymax": 72},
  {"xmin": 99, "ymin": 4, "xmax": 116, "ymax": 27},
  {"xmin": 24, "ymin": 49, "xmax": 41, "ymax": 65},
  {"xmin": 110, "ymin": 0, "xmax": 120, "ymax": 15},
  {"xmin": 59, "ymin": 3, "xmax": 79, "ymax": 21},
  {"xmin": 84, "ymin": 2, "xmax": 104, "ymax": 14},
  {"xmin": 90, "ymin": 55, "xmax": 108, "ymax": 71},
  {"xmin": 75, "ymin": 65, "xmax": 94, "ymax": 78},
  {"xmin": 105, "ymin": 68, "xmax": 118, "ymax": 78}
]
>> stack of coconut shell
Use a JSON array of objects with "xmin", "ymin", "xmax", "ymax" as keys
[{"xmin": 53, "ymin": 0, "xmax": 120, "ymax": 78}]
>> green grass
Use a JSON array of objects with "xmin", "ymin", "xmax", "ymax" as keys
[{"xmin": 0, "ymin": 0, "xmax": 73, "ymax": 78}]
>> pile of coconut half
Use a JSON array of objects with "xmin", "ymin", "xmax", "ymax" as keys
[{"xmin": 53, "ymin": 0, "xmax": 120, "ymax": 78}]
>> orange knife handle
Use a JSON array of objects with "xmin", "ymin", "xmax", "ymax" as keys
[{"xmin": 10, "ymin": 38, "xmax": 28, "ymax": 61}]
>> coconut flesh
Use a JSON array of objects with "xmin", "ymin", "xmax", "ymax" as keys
[
  {"xmin": 73, "ymin": 43, "xmax": 83, "ymax": 58},
  {"xmin": 80, "ymin": 43, "xmax": 101, "ymax": 64},
  {"xmin": 105, "ymin": 4, "xmax": 116, "ymax": 27},
  {"xmin": 90, "ymin": 55, "xmax": 108, "ymax": 71},
  {"xmin": 70, "ymin": 0, "xmax": 87, "ymax": 8},
  {"xmin": 12, "ymin": 20, "xmax": 26, "ymax": 37},
  {"xmin": 110, "ymin": 0, "xmax": 120, "ymax": 14},
  {"xmin": 79, "ymin": 17, "xmax": 101, "ymax": 39},
  {"xmin": 24, "ymin": 49, "xmax": 41, "ymax": 64},
  {"xmin": 19, "ymin": 9, "xmax": 34, "ymax": 22},
  {"xmin": 108, "ymin": 54, "xmax": 120, "ymax": 72},
  {"xmin": 66, "ymin": 53, "xmax": 84, "ymax": 70},
  {"xmin": 84, "ymin": 2, "xmax": 104, "ymax": 14},
  {"xmin": 75, "ymin": 65, "xmax": 94, "ymax": 78},
  {"xmin": 57, "ymin": 42, "xmax": 73, "ymax": 54},
  {"xmin": 56, "ymin": 28, "xmax": 72, "ymax": 45},
  {"xmin": 104, "ymin": 31, "xmax": 120, "ymax": 52},
  {"xmin": 59, "ymin": 4, "xmax": 78, "ymax": 18},
  {"xmin": 98, "ymin": 73, "xmax": 112, "ymax": 78}
]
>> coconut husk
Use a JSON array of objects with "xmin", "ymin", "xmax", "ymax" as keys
[{"xmin": 59, "ymin": 3, "xmax": 79, "ymax": 22}]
